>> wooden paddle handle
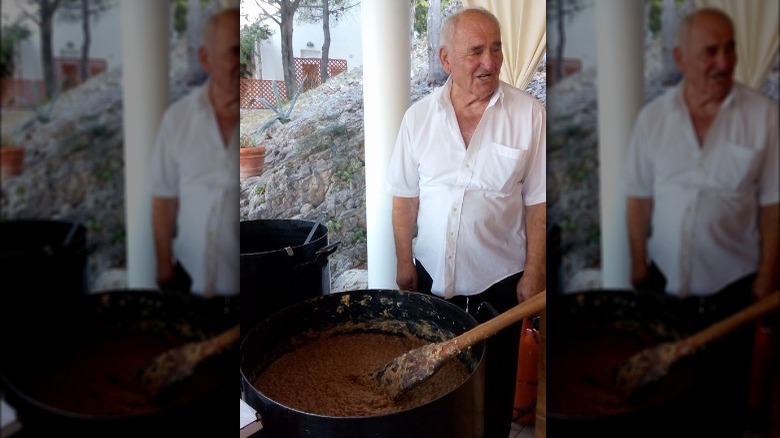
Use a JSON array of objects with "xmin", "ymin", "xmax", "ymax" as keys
[
  {"xmin": 453, "ymin": 290, "xmax": 546, "ymax": 351},
  {"xmin": 683, "ymin": 291, "xmax": 779, "ymax": 352},
  {"xmin": 202, "ymin": 324, "xmax": 241, "ymax": 356}
]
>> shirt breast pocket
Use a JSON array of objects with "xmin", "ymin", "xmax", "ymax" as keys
[
  {"xmin": 707, "ymin": 142, "xmax": 759, "ymax": 192},
  {"xmin": 474, "ymin": 141, "xmax": 524, "ymax": 195}
]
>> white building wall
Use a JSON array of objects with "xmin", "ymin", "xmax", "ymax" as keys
[
  {"xmin": 547, "ymin": 3, "xmax": 597, "ymax": 71},
  {"xmin": 2, "ymin": 0, "xmax": 122, "ymax": 81}
]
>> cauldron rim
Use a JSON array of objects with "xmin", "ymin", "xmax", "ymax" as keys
[{"xmin": 239, "ymin": 219, "xmax": 329, "ymax": 257}]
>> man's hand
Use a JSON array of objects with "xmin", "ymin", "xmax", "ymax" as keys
[
  {"xmin": 631, "ymin": 261, "xmax": 650, "ymax": 290},
  {"xmin": 752, "ymin": 273, "xmax": 777, "ymax": 302},
  {"xmin": 156, "ymin": 260, "xmax": 176, "ymax": 290},
  {"xmin": 392, "ymin": 196, "xmax": 420, "ymax": 292},
  {"xmin": 396, "ymin": 260, "xmax": 418, "ymax": 292},
  {"xmin": 516, "ymin": 271, "xmax": 544, "ymax": 303}
]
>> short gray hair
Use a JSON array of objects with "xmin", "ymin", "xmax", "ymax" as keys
[
  {"xmin": 201, "ymin": 7, "xmax": 239, "ymax": 48},
  {"xmin": 440, "ymin": 7, "xmax": 501, "ymax": 50},
  {"xmin": 675, "ymin": 7, "xmax": 734, "ymax": 49}
]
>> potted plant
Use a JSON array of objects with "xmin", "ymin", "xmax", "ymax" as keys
[
  {"xmin": 1, "ymin": 22, "xmax": 31, "ymax": 100},
  {"xmin": 0, "ymin": 131, "xmax": 24, "ymax": 180},
  {"xmin": 239, "ymin": 80, "xmax": 304, "ymax": 181},
  {"xmin": 0, "ymin": 88, "xmax": 59, "ymax": 180},
  {"xmin": 240, "ymin": 132, "xmax": 266, "ymax": 180}
]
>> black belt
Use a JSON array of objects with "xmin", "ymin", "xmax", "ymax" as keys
[{"xmin": 676, "ymin": 273, "xmax": 755, "ymax": 327}]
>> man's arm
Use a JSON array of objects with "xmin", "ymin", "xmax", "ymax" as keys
[
  {"xmin": 152, "ymin": 196, "xmax": 179, "ymax": 289},
  {"xmin": 392, "ymin": 196, "xmax": 419, "ymax": 291},
  {"xmin": 517, "ymin": 202, "xmax": 546, "ymax": 302},
  {"xmin": 754, "ymin": 203, "xmax": 779, "ymax": 300},
  {"xmin": 627, "ymin": 196, "xmax": 653, "ymax": 288}
]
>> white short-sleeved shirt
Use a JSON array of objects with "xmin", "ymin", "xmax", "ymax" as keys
[
  {"xmin": 148, "ymin": 81, "xmax": 240, "ymax": 297},
  {"xmin": 623, "ymin": 82, "xmax": 779, "ymax": 297},
  {"xmin": 386, "ymin": 79, "xmax": 546, "ymax": 298}
]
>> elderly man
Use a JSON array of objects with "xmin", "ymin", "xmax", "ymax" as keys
[
  {"xmin": 149, "ymin": 7, "xmax": 240, "ymax": 297},
  {"xmin": 386, "ymin": 7, "xmax": 546, "ymax": 438},
  {"xmin": 623, "ymin": 8, "xmax": 778, "ymax": 436}
]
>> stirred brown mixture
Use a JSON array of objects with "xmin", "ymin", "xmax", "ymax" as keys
[
  {"xmin": 253, "ymin": 331, "xmax": 471, "ymax": 416},
  {"xmin": 27, "ymin": 331, "xmax": 222, "ymax": 416},
  {"xmin": 547, "ymin": 329, "xmax": 696, "ymax": 417}
]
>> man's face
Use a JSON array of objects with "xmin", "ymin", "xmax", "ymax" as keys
[
  {"xmin": 201, "ymin": 12, "xmax": 240, "ymax": 101},
  {"xmin": 674, "ymin": 13, "xmax": 736, "ymax": 100},
  {"xmin": 440, "ymin": 12, "xmax": 503, "ymax": 102}
]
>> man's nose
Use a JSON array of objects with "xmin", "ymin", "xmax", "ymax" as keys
[
  {"xmin": 714, "ymin": 49, "xmax": 733, "ymax": 71},
  {"xmin": 481, "ymin": 51, "xmax": 499, "ymax": 70}
]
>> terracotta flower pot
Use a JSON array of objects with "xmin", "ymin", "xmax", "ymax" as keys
[
  {"xmin": 240, "ymin": 146, "xmax": 266, "ymax": 180},
  {"xmin": 1, "ymin": 146, "xmax": 25, "ymax": 180}
]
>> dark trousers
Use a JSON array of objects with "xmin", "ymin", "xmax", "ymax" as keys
[
  {"xmin": 416, "ymin": 260, "xmax": 522, "ymax": 438},
  {"xmin": 642, "ymin": 263, "xmax": 757, "ymax": 437}
]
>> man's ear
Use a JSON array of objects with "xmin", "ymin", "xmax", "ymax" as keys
[
  {"xmin": 439, "ymin": 46, "xmax": 450, "ymax": 73},
  {"xmin": 672, "ymin": 46, "xmax": 684, "ymax": 74},
  {"xmin": 198, "ymin": 46, "xmax": 210, "ymax": 73}
]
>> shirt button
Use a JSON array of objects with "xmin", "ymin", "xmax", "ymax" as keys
[
  {"xmin": 452, "ymin": 207, "xmax": 457, "ymax": 212},
  {"xmin": 465, "ymin": 163, "xmax": 471, "ymax": 168}
]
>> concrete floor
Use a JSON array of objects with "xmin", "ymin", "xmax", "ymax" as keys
[{"xmin": 509, "ymin": 421, "xmax": 535, "ymax": 438}]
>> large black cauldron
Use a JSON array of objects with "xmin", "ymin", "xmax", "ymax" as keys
[
  {"xmin": 240, "ymin": 289, "xmax": 486, "ymax": 438},
  {"xmin": 0, "ymin": 289, "xmax": 237, "ymax": 437},
  {"xmin": 546, "ymin": 289, "xmax": 739, "ymax": 438}
]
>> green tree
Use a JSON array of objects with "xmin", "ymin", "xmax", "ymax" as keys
[
  {"xmin": 413, "ymin": 0, "xmax": 428, "ymax": 38},
  {"xmin": 173, "ymin": 0, "xmax": 188, "ymax": 37},
  {"xmin": 240, "ymin": 20, "xmax": 272, "ymax": 78},
  {"xmin": 0, "ymin": 22, "xmax": 31, "ymax": 80}
]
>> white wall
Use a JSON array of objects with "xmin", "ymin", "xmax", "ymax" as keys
[
  {"xmin": 547, "ymin": 3, "xmax": 597, "ymax": 71},
  {"xmin": 2, "ymin": 0, "xmax": 122, "ymax": 80}
]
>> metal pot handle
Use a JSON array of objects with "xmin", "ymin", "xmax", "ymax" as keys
[
  {"xmin": 314, "ymin": 241, "xmax": 340, "ymax": 264},
  {"xmin": 293, "ymin": 241, "xmax": 341, "ymax": 270},
  {"xmin": 476, "ymin": 300, "xmax": 500, "ymax": 320}
]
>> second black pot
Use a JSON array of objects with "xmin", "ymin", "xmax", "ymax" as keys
[{"xmin": 239, "ymin": 219, "xmax": 339, "ymax": 340}]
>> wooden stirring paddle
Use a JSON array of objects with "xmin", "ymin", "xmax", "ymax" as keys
[
  {"xmin": 138, "ymin": 324, "xmax": 240, "ymax": 395},
  {"xmin": 612, "ymin": 290, "xmax": 779, "ymax": 395},
  {"xmin": 372, "ymin": 290, "xmax": 546, "ymax": 400}
]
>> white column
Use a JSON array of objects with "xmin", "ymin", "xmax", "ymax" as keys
[
  {"xmin": 596, "ymin": 0, "xmax": 644, "ymax": 289},
  {"xmin": 362, "ymin": 0, "xmax": 410, "ymax": 289},
  {"xmin": 121, "ymin": 1, "xmax": 169, "ymax": 288}
]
